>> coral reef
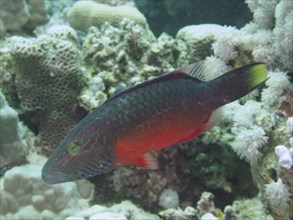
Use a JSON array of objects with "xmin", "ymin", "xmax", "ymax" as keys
[
  {"xmin": 196, "ymin": 192, "xmax": 216, "ymax": 216},
  {"xmin": 0, "ymin": 92, "xmax": 25, "ymax": 167},
  {"xmin": 79, "ymin": 75, "xmax": 108, "ymax": 112},
  {"xmin": 159, "ymin": 188, "xmax": 180, "ymax": 209},
  {"xmin": 273, "ymin": 0, "xmax": 293, "ymax": 71},
  {"xmin": 176, "ymin": 24, "xmax": 227, "ymax": 63},
  {"xmin": 159, "ymin": 206, "xmax": 197, "ymax": 220},
  {"xmin": 0, "ymin": 0, "xmax": 49, "ymax": 35},
  {"xmin": 0, "ymin": 0, "xmax": 292, "ymax": 219},
  {"xmin": 245, "ymin": 0, "xmax": 293, "ymax": 71},
  {"xmin": 82, "ymin": 18, "xmax": 155, "ymax": 87},
  {"xmin": 82, "ymin": 18, "xmax": 186, "ymax": 97},
  {"xmin": 67, "ymin": 1, "xmax": 147, "ymax": 32},
  {"xmin": 66, "ymin": 200, "xmax": 159, "ymax": 220},
  {"xmin": 265, "ymin": 178, "xmax": 291, "ymax": 217},
  {"xmin": 275, "ymin": 145, "xmax": 293, "ymax": 170},
  {"xmin": 92, "ymin": 139, "xmax": 255, "ymax": 211},
  {"xmin": 9, "ymin": 26, "xmax": 86, "ymax": 155},
  {"xmin": 223, "ymin": 198, "xmax": 274, "ymax": 220},
  {"xmin": 245, "ymin": 0, "xmax": 279, "ymax": 29},
  {"xmin": 0, "ymin": 156, "xmax": 94, "ymax": 220}
]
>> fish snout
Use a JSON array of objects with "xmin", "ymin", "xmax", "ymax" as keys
[{"xmin": 41, "ymin": 169, "xmax": 73, "ymax": 184}]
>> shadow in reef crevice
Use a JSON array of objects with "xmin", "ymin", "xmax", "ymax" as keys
[{"xmin": 87, "ymin": 143, "xmax": 257, "ymax": 212}]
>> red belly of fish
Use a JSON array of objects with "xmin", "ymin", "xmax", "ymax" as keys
[{"xmin": 114, "ymin": 109, "xmax": 210, "ymax": 165}]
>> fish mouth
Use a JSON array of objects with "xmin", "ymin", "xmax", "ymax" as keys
[{"xmin": 41, "ymin": 170, "xmax": 78, "ymax": 184}]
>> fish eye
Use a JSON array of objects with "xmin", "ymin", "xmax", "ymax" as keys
[{"xmin": 68, "ymin": 143, "xmax": 81, "ymax": 156}]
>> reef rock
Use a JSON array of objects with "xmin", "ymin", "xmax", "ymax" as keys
[
  {"xmin": 0, "ymin": 158, "xmax": 94, "ymax": 220},
  {"xmin": 67, "ymin": 1, "xmax": 147, "ymax": 32}
]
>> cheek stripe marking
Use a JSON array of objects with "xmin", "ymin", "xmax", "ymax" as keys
[{"xmin": 80, "ymin": 138, "xmax": 91, "ymax": 149}]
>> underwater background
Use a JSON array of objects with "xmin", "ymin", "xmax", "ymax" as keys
[{"xmin": 0, "ymin": 0, "xmax": 292, "ymax": 219}]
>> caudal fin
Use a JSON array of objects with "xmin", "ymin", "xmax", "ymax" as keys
[{"xmin": 210, "ymin": 63, "xmax": 267, "ymax": 104}]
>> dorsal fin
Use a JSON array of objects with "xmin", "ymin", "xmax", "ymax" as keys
[
  {"xmin": 182, "ymin": 61, "xmax": 208, "ymax": 81},
  {"xmin": 106, "ymin": 62, "xmax": 206, "ymax": 103}
]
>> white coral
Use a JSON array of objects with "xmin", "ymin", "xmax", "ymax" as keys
[
  {"xmin": 201, "ymin": 56, "xmax": 230, "ymax": 80},
  {"xmin": 232, "ymin": 126, "xmax": 268, "ymax": 166},
  {"xmin": 0, "ymin": 160, "xmax": 94, "ymax": 219},
  {"xmin": 212, "ymin": 26, "xmax": 241, "ymax": 63},
  {"xmin": 245, "ymin": 0, "xmax": 279, "ymax": 29},
  {"xmin": 0, "ymin": 92, "xmax": 25, "ymax": 167},
  {"xmin": 159, "ymin": 189, "xmax": 180, "ymax": 209},
  {"xmin": 261, "ymin": 71, "xmax": 292, "ymax": 106},
  {"xmin": 274, "ymin": 0, "xmax": 293, "ymax": 70},
  {"xmin": 275, "ymin": 145, "xmax": 293, "ymax": 170},
  {"xmin": 265, "ymin": 178, "xmax": 291, "ymax": 210},
  {"xmin": 232, "ymin": 100, "xmax": 261, "ymax": 128}
]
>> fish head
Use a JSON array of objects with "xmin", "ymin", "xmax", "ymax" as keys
[{"xmin": 41, "ymin": 124, "xmax": 114, "ymax": 184}]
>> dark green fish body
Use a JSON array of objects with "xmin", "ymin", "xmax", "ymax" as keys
[{"xmin": 42, "ymin": 62, "xmax": 267, "ymax": 184}]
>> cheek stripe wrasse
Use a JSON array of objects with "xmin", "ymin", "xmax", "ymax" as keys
[{"xmin": 42, "ymin": 62, "xmax": 267, "ymax": 184}]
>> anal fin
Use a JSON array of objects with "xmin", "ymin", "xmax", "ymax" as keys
[{"xmin": 132, "ymin": 153, "xmax": 158, "ymax": 170}]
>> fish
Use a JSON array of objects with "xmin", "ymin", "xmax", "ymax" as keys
[{"xmin": 42, "ymin": 62, "xmax": 267, "ymax": 184}]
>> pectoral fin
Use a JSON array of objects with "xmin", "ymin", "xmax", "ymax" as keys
[{"xmin": 132, "ymin": 153, "xmax": 158, "ymax": 170}]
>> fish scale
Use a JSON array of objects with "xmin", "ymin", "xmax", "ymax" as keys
[{"xmin": 42, "ymin": 62, "xmax": 267, "ymax": 184}]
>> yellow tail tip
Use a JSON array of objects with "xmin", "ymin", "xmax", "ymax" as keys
[{"xmin": 249, "ymin": 63, "xmax": 267, "ymax": 87}]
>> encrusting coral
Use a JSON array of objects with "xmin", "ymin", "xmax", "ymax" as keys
[
  {"xmin": 67, "ymin": 1, "xmax": 147, "ymax": 32},
  {"xmin": 0, "ymin": 0, "xmax": 49, "ymax": 35},
  {"xmin": 9, "ymin": 26, "xmax": 86, "ymax": 155},
  {"xmin": 0, "ymin": 156, "xmax": 94, "ymax": 220},
  {"xmin": 65, "ymin": 200, "xmax": 159, "ymax": 220},
  {"xmin": 0, "ymin": 92, "xmax": 25, "ymax": 167},
  {"xmin": 82, "ymin": 18, "xmax": 184, "ymax": 91},
  {"xmin": 224, "ymin": 198, "xmax": 274, "ymax": 220}
]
